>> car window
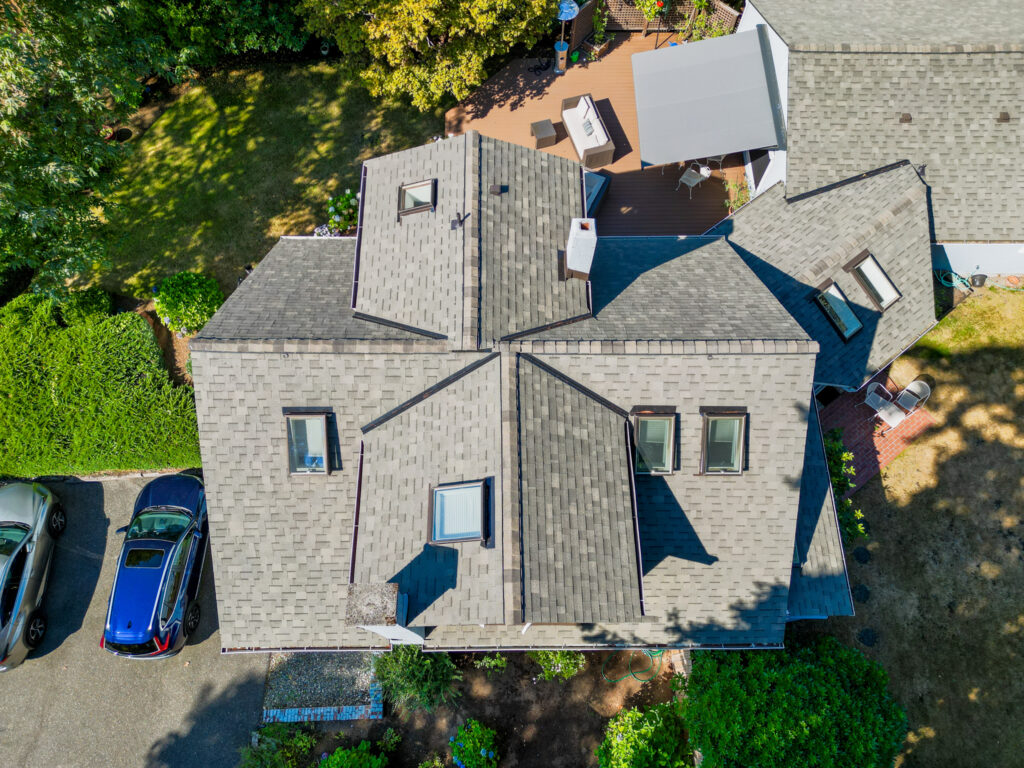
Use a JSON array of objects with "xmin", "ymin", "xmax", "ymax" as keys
[
  {"xmin": 159, "ymin": 535, "xmax": 192, "ymax": 625},
  {"xmin": 0, "ymin": 524, "xmax": 28, "ymax": 557},
  {"xmin": 0, "ymin": 549, "xmax": 27, "ymax": 627},
  {"xmin": 127, "ymin": 509, "xmax": 191, "ymax": 542},
  {"xmin": 125, "ymin": 549, "xmax": 165, "ymax": 568}
]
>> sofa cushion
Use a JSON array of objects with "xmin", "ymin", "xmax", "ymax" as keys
[{"xmin": 563, "ymin": 96, "xmax": 609, "ymax": 152}]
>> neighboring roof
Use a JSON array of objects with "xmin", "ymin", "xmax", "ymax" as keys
[
  {"xmin": 478, "ymin": 136, "xmax": 589, "ymax": 341},
  {"xmin": 787, "ymin": 398, "xmax": 853, "ymax": 619},
  {"xmin": 533, "ymin": 237, "xmax": 813, "ymax": 344},
  {"xmin": 517, "ymin": 355, "xmax": 641, "ymax": 624},
  {"xmin": 194, "ymin": 237, "xmax": 420, "ymax": 350},
  {"xmin": 749, "ymin": 0, "xmax": 1024, "ymax": 51},
  {"xmin": 354, "ymin": 354, "xmax": 505, "ymax": 627},
  {"xmin": 631, "ymin": 27, "xmax": 784, "ymax": 167},
  {"xmin": 353, "ymin": 132, "xmax": 590, "ymax": 348},
  {"xmin": 709, "ymin": 164, "xmax": 935, "ymax": 389},
  {"xmin": 784, "ymin": 50, "xmax": 1024, "ymax": 242}
]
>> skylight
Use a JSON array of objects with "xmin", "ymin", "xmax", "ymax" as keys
[
  {"xmin": 700, "ymin": 407, "xmax": 747, "ymax": 474},
  {"xmin": 399, "ymin": 179, "xmax": 436, "ymax": 215},
  {"xmin": 430, "ymin": 481, "xmax": 486, "ymax": 543},
  {"xmin": 851, "ymin": 253, "xmax": 900, "ymax": 310},
  {"xmin": 635, "ymin": 413, "xmax": 675, "ymax": 474},
  {"xmin": 816, "ymin": 282, "xmax": 863, "ymax": 339},
  {"xmin": 285, "ymin": 412, "xmax": 328, "ymax": 475}
]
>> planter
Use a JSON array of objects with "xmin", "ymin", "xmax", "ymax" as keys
[{"xmin": 582, "ymin": 34, "xmax": 612, "ymax": 57}]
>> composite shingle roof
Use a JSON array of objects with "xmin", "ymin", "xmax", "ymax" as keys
[
  {"xmin": 533, "ymin": 237, "xmax": 812, "ymax": 344},
  {"xmin": 749, "ymin": 0, "xmax": 1024, "ymax": 51},
  {"xmin": 517, "ymin": 355, "xmax": 642, "ymax": 624},
  {"xmin": 709, "ymin": 163, "xmax": 936, "ymax": 389}
]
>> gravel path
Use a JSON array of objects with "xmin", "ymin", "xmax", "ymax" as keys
[{"xmin": 264, "ymin": 652, "xmax": 375, "ymax": 709}]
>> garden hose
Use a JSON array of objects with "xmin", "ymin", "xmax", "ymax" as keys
[{"xmin": 602, "ymin": 649, "xmax": 664, "ymax": 683}]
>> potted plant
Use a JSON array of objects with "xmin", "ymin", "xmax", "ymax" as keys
[{"xmin": 582, "ymin": 0, "xmax": 614, "ymax": 58}]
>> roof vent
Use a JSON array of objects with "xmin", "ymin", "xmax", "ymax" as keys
[
  {"xmin": 489, "ymin": 183, "xmax": 505, "ymax": 195},
  {"xmin": 899, "ymin": 113, "xmax": 912, "ymax": 124},
  {"xmin": 997, "ymin": 111, "xmax": 1010, "ymax": 123},
  {"xmin": 565, "ymin": 218, "xmax": 597, "ymax": 280}
]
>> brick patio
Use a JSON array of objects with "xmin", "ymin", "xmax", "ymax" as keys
[{"xmin": 818, "ymin": 369, "xmax": 935, "ymax": 493}]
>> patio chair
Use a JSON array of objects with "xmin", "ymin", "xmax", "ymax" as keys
[
  {"xmin": 676, "ymin": 163, "xmax": 711, "ymax": 198},
  {"xmin": 704, "ymin": 155, "xmax": 726, "ymax": 171},
  {"xmin": 896, "ymin": 380, "xmax": 931, "ymax": 414},
  {"xmin": 864, "ymin": 381, "xmax": 907, "ymax": 434}
]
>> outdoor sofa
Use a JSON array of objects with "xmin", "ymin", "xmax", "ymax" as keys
[{"xmin": 561, "ymin": 93, "xmax": 615, "ymax": 168}]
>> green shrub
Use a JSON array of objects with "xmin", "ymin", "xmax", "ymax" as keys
[
  {"xmin": 681, "ymin": 637, "xmax": 907, "ymax": 768},
  {"xmin": 0, "ymin": 294, "xmax": 200, "ymax": 476},
  {"xmin": 326, "ymin": 189, "xmax": 360, "ymax": 234},
  {"xmin": 58, "ymin": 287, "xmax": 112, "ymax": 326},
  {"xmin": 417, "ymin": 755, "xmax": 444, "ymax": 768},
  {"xmin": 377, "ymin": 727, "xmax": 401, "ymax": 753},
  {"xmin": 321, "ymin": 740, "xmax": 387, "ymax": 768},
  {"xmin": 374, "ymin": 645, "xmax": 462, "ymax": 714},
  {"xmin": 596, "ymin": 701, "xmax": 689, "ymax": 768},
  {"xmin": 154, "ymin": 271, "xmax": 224, "ymax": 335},
  {"xmin": 473, "ymin": 652, "xmax": 508, "ymax": 678},
  {"xmin": 824, "ymin": 428, "xmax": 868, "ymax": 542},
  {"xmin": 527, "ymin": 650, "xmax": 587, "ymax": 682},
  {"xmin": 237, "ymin": 723, "xmax": 317, "ymax": 768},
  {"xmin": 450, "ymin": 719, "xmax": 498, "ymax": 768}
]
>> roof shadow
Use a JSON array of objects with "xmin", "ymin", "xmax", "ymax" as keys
[
  {"xmin": 389, "ymin": 543, "xmax": 459, "ymax": 625},
  {"xmin": 635, "ymin": 474, "xmax": 718, "ymax": 574},
  {"xmin": 588, "ymin": 237, "xmax": 707, "ymax": 316}
]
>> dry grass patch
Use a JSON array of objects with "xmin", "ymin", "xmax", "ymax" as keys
[{"xmin": 795, "ymin": 287, "xmax": 1024, "ymax": 767}]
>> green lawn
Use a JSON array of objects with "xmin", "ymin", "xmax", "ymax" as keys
[{"xmin": 100, "ymin": 62, "xmax": 443, "ymax": 297}]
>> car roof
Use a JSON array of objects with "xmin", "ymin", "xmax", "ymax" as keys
[{"xmin": 133, "ymin": 474, "xmax": 203, "ymax": 516}]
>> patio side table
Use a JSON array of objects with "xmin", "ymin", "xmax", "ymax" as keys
[{"xmin": 530, "ymin": 118, "xmax": 557, "ymax": 149}]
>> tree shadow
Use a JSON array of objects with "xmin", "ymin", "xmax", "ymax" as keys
[
  {"xmin": 145, "ymin": 671, "xmax": 267, "ymax": 768},
  {"xmin": 31, "ymin": 479, "xmax": 107, "ymax": 658}
]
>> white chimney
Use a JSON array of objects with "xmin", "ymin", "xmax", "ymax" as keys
[{"xmin": 565, "ymin": 217, "xmax": 597, "ymax": 280}]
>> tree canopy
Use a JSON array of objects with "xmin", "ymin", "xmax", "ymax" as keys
[
  {"xmin": 298, "ymin": 0, "xmax": 554, "ymax": 110},
  {"xmin": 681, "ymin": 637, "xmax": 907, "ymax": 768}
]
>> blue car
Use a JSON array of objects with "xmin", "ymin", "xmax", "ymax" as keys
[{"xmin": 102, "ymin": 474, "xmax": 208, "ymax": 659}]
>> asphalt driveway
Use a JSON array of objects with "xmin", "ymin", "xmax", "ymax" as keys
[{"xmin": 0, "ymin": 475, "xmax": 267, "ymax": 768}]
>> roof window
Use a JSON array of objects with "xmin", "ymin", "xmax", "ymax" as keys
[
  {"xmin": 816, "ymin": 281, "xmax": 863, "ymax": 339},
  {"xmin": 847, "ymin": 251, "xmax": 900, "ymax": 310},
  {"xmin": 429, "ymin": 481, "xmax": 487, "ymax": 543},
  {"xmin": 700, "ymin": 407, "xmax": 747, "ymax": 475},
  {"xmin": 398, "ymin": 179, "xmax": 436, "ymax": 215},
  {"xmin": 632, "ymin": 407, "xmax": 676, "ymax": 474},
  {"xmin": 285, "ymin": 411, "xmax": 328, "ymax": 475}
]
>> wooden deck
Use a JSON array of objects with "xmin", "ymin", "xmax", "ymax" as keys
[{"xmin": 445, "ymin": 33, "xmax": 746, "ymax": 236}]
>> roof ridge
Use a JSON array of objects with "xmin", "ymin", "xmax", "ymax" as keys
[
  {"xmin": 790, "ymin": 43, "xmax": 1024, "ymax": 54},
  {"xmin": 518, "ymin": 353, "xmax": 628, "ymax": 418},
  {"xmin": 361, "ymin": 351, "xmax": 499, "ymax": 433}
]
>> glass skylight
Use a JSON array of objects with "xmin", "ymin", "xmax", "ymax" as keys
[
  {"xmin": 431, "ymin": 482, "xmax": 485, "ymax": 543},
  {"xmin": 399, "ymin": 180, "xmax": 435, "ymax": 214},
  {"xmin": 635, "ymin": 415, "xmax": 674, "ymax": 474},
  {"xmin": 816, "ymin": 283, "xmax": 863, "ymax": 339},
  {"xmin": 286, "ymin": 413, "xmax": 327, "ymax": 475},
  {"xmin": 853, "ymin": 254, "xmax": 900, "ymax": 309}
]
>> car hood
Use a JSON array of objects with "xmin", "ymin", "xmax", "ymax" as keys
[
  {"xmin": 133, "ymin": 475, "xmax": 203, "ymax": 517},
  {"xmin": 0, "ymin": 483, "xmax": 45, "ymax": 527},
  {"xmin": 106, "ymin": 542, "xmax": 174, "ymax": 641}
]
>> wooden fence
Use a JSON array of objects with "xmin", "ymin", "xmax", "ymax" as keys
[{"xmin": 603, "ymin": 0, "xmax": 740, "ymax": 33}]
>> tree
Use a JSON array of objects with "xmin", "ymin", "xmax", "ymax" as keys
[
  {"xmin": 681, "ymin": 637, "xmax": 907, "ymax": 768},
  {"xmin": 0, "ymin": 0, "xmax": 160, "ymax": 293},
  {"xmin": 297, "ymin": 0, "xmax": 553, "ymax": 111}
]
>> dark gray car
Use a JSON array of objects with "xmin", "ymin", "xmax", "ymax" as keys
[{"xmin": 0, "ymin": 482, "xmax": 66, "ymax": 671}]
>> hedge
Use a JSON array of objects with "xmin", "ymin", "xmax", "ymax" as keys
[{"xmin": 0, "ymin": 294, "xmax": 200, "ymax": 476}]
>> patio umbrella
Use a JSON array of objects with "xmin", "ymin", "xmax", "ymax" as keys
[{"xmin": 557, "ymin": 0, "xmax": 580, "ymax": 45}]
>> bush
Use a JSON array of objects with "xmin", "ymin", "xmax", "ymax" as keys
[
  {"xmin": 824, "ymin": 428, "xmax": 868, "ymax": 542},
  {"xmin": 58, "ymin": 287, "xmax": 112, "ymax": 326},
  {"xmin": 326, "ymin": 189, "xmax": 360, "ymax": 234},
  {"xmin": 681, "ymin": 637, "xmax": 907, "ymax": 768},
  {"xmin": 527, "ymin": 650, "xmax": 588, "ymax": 682},
  {"xmin": 450, "ymin": 719, "xmax": 498, "ymax": 768},
  {"xmin": 374, "ymin": 645, "xmax": 462, "ymax": 714},
  {"xmin": 154, "ymin": 271, "xmax": 224, "ymax": 335},
  {"xmin": 0, "ymin": 294, "xmax": 200, "ymax": 476},
  {"xmin": 596, "ymin": 701, "xmax": 689, "ymax": 768},
  {"xmin": 322, "ymin": 741, "xmax": 388, "ymax": 768},
  {"xmin": 417, "ymin": 755, "xmax": 444, "ymax": 768},
  {"xmin": 377, "ymin": 727, "xmax": 401, "ymax": 753},
  {"xmin": 473, "ymin": 652, "xmax": 508, "ymax": 678},
  {"xmin": 237, "ymin": 723, "xmax": 317, "ymax": 768}
]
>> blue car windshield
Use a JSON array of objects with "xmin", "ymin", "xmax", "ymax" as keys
[
  {"xmin": 0, "ymin": 524, "xmax": 28, "ymax": 557},
  {"xmin": 126, "ymin": 509, "xmax": 191, "ymax": 542}
]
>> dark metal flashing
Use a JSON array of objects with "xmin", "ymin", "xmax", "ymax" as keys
[
  {"xmin": 348, "ymin": 441, "xmax": 365, "ymax": 584},
  {"xmin": 786, "ymin": 160, "xmax": 912, "ymax": 204},
  {"xmin": 624, "ymin": 420, "xmax": 647, "ymax": 616},
  {"xmin": 351, "ymin": 311, "xmax": 448, "ymax": 340},
  {"xmin": 499, "ymin": 307, "xmax": 593, "ymax": 342},
  {"xmin": 361, "ymin": 352, "xmax": 500, "ymax": 433},
  {"xmin": 518, "ymin": 353, "xmax": 629, "ymax": 418}
]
